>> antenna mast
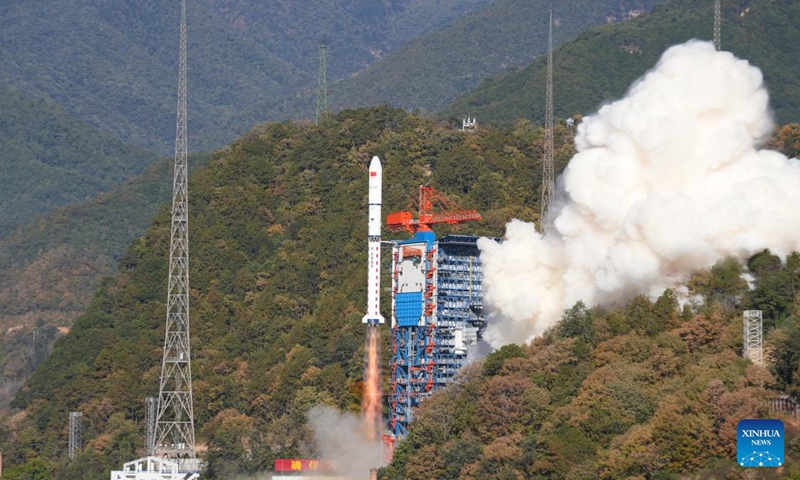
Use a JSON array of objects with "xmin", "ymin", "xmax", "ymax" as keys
[
  {"xmin": 714, "ymin": 0, "xmax": 721, "ymax": 51},
  {"xmin": 541, "ymin": 7, "xmax": 555, "ymax": 234},
  {"xmin": 153, "ymin": 0, "xmax": 197, "ymax": 468},
  {"xmin": 316, "ymin": 42, "xmax": 328, "ymax": 124}
]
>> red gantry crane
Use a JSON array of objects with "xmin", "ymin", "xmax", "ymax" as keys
[{"xmin": 386, "ymin": 185, "xmax": 482, "ymax": 233}]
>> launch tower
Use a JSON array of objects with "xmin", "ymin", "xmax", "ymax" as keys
[{"xmin": 387, "ymin": 187, "xmax": 485, "ymax": 437}]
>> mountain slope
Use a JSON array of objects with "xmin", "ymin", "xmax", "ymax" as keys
[
  {"xmin": 321, "ymin": 0, "xmax": 669, "ymax": 115},
  {"xmin": 3, "ymin": 108, "xmax": 800, "ymax": 480},
  {"xmin": 0, "ymin": 0, "xmax": 306, "ymax": 153},
  {"xmin": 0, "ymin": 152, "xmax": 211, "ymax": 331},
  {"xmin": 443, "ymin": 0, "xmax": 800, "ymax": 125},
  {"xmin": 199, "ymin": 0, "xmax": 495, "ymax": 79},
  {"xmin": 0, "ymin": 0, "xmax": 493, "ymax": 154},
  {"xmin": 0, "ymin": 108, "xmax": 576, "ymax": 479},
  {"xmin": 382, "ymin": 291, "xmax": 800, "ymax": 479},
  {"xmin": 0, "ymin": 0, "xmax": 496, "ymax": 246},
  {"xmin": 0, "ymin": 84, "xmax": 157, "ymax": 236},
  {"xmin": 0, "ymin": 152, "xmax": 211, "ymax": 409}
]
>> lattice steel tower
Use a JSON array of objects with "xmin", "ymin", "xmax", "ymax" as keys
[
  {"xmin": 541, "ymin": 8, "xmax": 555, "ymax": 235},
  {"xmin": 743, "ymin": 310, "xmax": 763, "ymax": 366},
  {"xmin": 315, "ymin": 42, "xmax": 328, "ymax": 124},
  {"xmin": 145, "ymin": 396, "xmax": 156, "ymax": 454},
  {"xmin": 153, "ymin": 0, "xmax": 197, "ymax": 466},
  {"xmin": 714, "ymin": 0, "xmax": 721, "ymax": 51},
  {"xmin": 68, "ymin": 411, "xmax": 82, "ymax": 460}
]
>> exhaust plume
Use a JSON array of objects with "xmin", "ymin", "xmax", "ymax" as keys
[
  {"xmin": 479, "ymin": 40, "xmax": 800, "ymax": 348},
  {"xmin": 361, "ymin": 327, "xmax": 382, "ymax": 442},
  {"xmin": 308, "ymin": 406, "xmax": 385, "ymax": 480}
]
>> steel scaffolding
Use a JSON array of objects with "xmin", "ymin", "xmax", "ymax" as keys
[{"xmin": 390, "ymin": 234, "xmax": 487, "ymax": 438}]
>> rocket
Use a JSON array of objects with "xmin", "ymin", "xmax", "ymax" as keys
[{"xmin": 362, "ymin": 156, "xmax": 385, "ymax": 326}]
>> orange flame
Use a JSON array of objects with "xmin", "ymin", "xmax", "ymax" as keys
[{"xmin": 361, "ymin": 327, "xmax": 381, "ymax": 441}]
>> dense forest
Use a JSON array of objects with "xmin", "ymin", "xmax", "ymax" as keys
[
  {"xmin": 0, "ymin": 152, "xmax": 210, "ymax": 409},
  {"xmin": 2, "ymin": 108, "xmax": 800, "ymax": 479},
  {"xmin": 0, "ymin": 85, "xmax": 156, "ymax": 237},
  {"xmin": 0, "ymin": 0, "xmax": 492, "ymax": 154},
  {"xmin": 2, "ymin": 0, "xmax": 800, "ymax": 477},
  {"xmin": 383, "ymin": 252, "xmax": 800, "ymax": 478},
  {"xmin": 0, "ymin": 107, "xmax": 575, "ymax": 479},
  {"xmin": 323, "ymin": 0, "xmax": 668, "ymax": 114},
  {"xmin": 443, "ymin": 0, "xmax": 800, "ymax": 126}
]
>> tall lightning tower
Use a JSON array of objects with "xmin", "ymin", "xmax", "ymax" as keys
[
  {"xmin": 541, "ymin": 8, "xmax": 555, "ymax": 235},
  {"xmin": 743, "ymin": 310, "xmax": 763, "ymax": 366},
  {"xmin": 153, "ymin": 0, "xmax": 197, "ymax": 468},
  {"xmin": 714, "ymin": 0, "xmax": 721, "ymax": 51},
  {"xmin": 315, "ymin": 42, "xmax": 328, "ymax": 124}
]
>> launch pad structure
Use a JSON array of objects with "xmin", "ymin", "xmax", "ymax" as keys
[
  {"xmin": 361, "ymin": 166, "xmax": 490, "ymax": 441},
  {"xmin": 386, "ymin": 186, "xmax": 488, "ymax": 438}
]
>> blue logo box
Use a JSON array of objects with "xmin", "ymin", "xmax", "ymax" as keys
[{"xmin": 737, "ymin": 419, "xmax": 784, "ymax": 467}]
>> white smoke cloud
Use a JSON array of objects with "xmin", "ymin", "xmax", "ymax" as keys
[
  {"xmin": 307, "ymin": 406, "xmax": 385, "ymax": 479},
  {"xmin": 479, "ymin": 40, "xmax": 800, "ymax": 348}
]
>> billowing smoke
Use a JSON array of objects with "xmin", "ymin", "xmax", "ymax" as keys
[
  {"xmin": 307, "ymin": 406, "xmax": 385, "ymax": 479},
  {"xmin": 478, "ymin": 40, "xmax": 800, "ymax": 348}
]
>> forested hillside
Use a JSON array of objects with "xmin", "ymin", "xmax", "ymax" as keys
[
  {"xmin": 3, "ymin": 108, "xmax": 799, "ymax": 480},
  {"xmin": 443, "ymin": 0, "xmax": 800, "ymax": 126},
  {"xmin": 0, "ymin": 152, "xmax": 210, "ymax": 408},
  {"xmin": 0, "ymin": 85, "xmax": 156, "ymax": 237},
  {"xmin": 303, "ymin": 0, "xmax": 669, "ymax": 115},
  {"xmin": 0, "ymin": 0, "xmax": 491, "ymax": 154},
  {"xmin": 199, "ymin": 0, "xmax": 495, "ymax": 78},
  {"xmin": 0, "ymin": 0, "xmax": 492, "ymax": 261},
  {"xmin": 383, "ymin": 254, "xmax": 800, "ymax": 479},
  {"xmin": 0, "ymin": 108, "xmax": 576, "ymax": 479}
]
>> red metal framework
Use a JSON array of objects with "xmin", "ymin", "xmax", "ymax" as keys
[{"xmin": 386, "ymin": 186, "xmax": 482, "ymax": 233}]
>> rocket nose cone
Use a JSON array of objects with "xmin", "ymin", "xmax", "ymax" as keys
[{"xmin": 370, "ymin": 156, "xmax": 382, "ymax": 171}]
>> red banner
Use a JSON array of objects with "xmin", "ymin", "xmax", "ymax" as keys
[{"xmin": 274, "ymin": 459, "xmax": 333, "ymax": 472}]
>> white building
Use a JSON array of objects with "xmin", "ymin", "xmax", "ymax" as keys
[{"xmin": 109, "ymin": 456, "xmax": 199, "ymax": 480}]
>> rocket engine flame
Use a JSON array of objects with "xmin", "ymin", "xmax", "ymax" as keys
[
  {"xmin": 479, "ymin": 40, "xmax": 800, "ymax": 348},
  {"xmin": 362, "ymin": 327, "xmax": 382, "ymax": 441}
]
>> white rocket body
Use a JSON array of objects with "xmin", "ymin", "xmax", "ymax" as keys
[{"xmin": 363, "ymin": 156, "xmax": 385, "ymax": 325}]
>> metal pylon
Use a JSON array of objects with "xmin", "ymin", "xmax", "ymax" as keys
[
  {"xmin": 145, "ymin": 396, "xmax": 157, "ymax": 454},
  {"xmin": 743, "ymin": 310, "xmax": 763, "ymax": 366},
  {"xmin": 153, "ymin": 0, "xmax": 197, "ymax": 467},
  {"xmin": 68, "ymin": 411, "xmax": 82, "ymax": 460},
  {"xmin": 714, "ymin": 0, "xmax": 721, "ymax": 51},
  {"xmin": 541, "ymin": 7, "xmax": 555, "ymax": 235},
  {"xmin": 315, "ymin": 43, "xmax": 328, "ymax": 124}
]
